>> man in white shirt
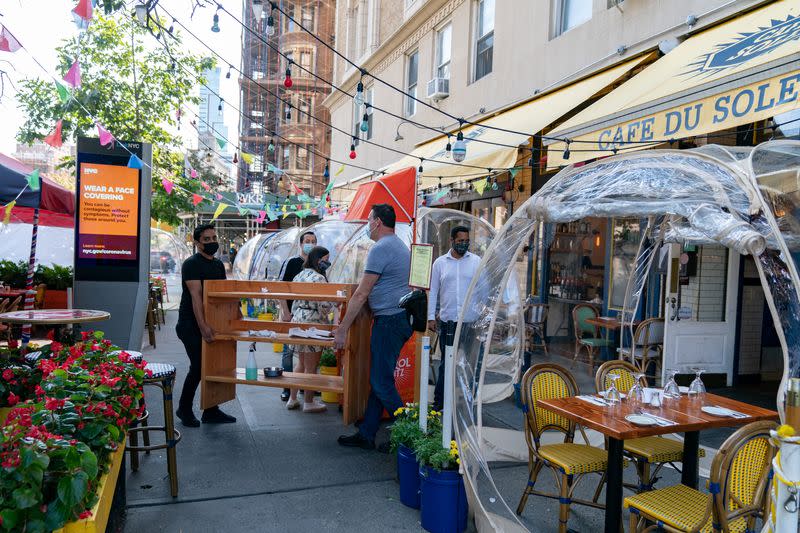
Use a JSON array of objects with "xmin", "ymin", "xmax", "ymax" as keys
[{"xmin": 427, "ymin": 226, "xmax": 481, "ymax": 411}]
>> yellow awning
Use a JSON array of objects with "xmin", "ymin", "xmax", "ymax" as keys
[
  {"xmin": 546, "ymin": 0, "xmax": 800, "ymax": 167},
  {"xmin": 379, "ymin": 54, "xmax": 653, "ymax": 188}
]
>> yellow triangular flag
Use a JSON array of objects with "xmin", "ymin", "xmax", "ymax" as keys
[
  {"xmin": 241, "ymin": 152, "xmax": 254, "ymax": 165},
  {"xmin": 212, "ymin": 202, "xmax": 228, "ymax": 221},
  {"xmin": 335, "ymin": 165, "xmax": 345, "ymax": 176},
  {"xmin": 474, "ymin": 178, "xmax": 488, "ymax": 195},
  {"xmin": 3, "ymin": 200, "xmax": 16, "ymax": 225}
]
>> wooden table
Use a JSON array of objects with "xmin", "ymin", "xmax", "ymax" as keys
[
  {"xmin": 537, "ymin": 392, "xmax": 778, "ymax": 533},
  {"xmin": 585, "ymin": 316, "xmax": 640, "ymax": 330}
]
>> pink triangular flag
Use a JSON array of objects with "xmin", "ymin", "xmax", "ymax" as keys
[
  {"xmin": 0, "ymin": 26, "xmax": 21, "ymax": 53},
  {"xmin": 257, "ymin": 210, "xmax": 266, "ymax": 224},
  {"xmin": 192, "ymin": 194, "xmax": 203, "ymax": 206},
  {"xmin": 215, "ymin": 193, "xmax": 223, "ymax": 200},
  {"xmin": 161, "ymin": 178, "xmax": 174, "ymax": 195},
  {"xmin": 63, "ymin": 60, "xmax": 81, "ymax": 88},
  {"xmin": 190, "ymin": 169, "xmax": 198, "ymax": 179},
  {"xmin": 43, "ymin": 120, "xmax": 63, "ymax": 148},
  {"xmin": 96, "ymin": 123, "xmax": 114, "ymax": 147},
  {"xmin": 72, "ymin": 0, "xmax": 93, "ymax": 22},
  {"xmin": 201, "ymin": 181, "xmax": 210, "ymax": 191}
]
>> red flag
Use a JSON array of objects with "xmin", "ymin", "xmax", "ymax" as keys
[
  {"xmin": 0, "ymin": 26, "xmax": 21, "ymax": 53},
  {"xmin": 192, "ymin": 194, "xmax": 203, "ymax": 206},
  {"xmin": 72, "ymin": 0, "xmax": 93, "ymax": 22},
  {"xmin": 43, "ymin": 120, "xmax": 63, "ymax": 148},
  {"xmin": 63, "ymin": 60, "xmax": 81, "ymax": 88}
]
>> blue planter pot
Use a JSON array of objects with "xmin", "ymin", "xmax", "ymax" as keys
[
  {"xmin": 419, "ymin": 465, "xmax": 468, "ymax": 533},
  {"xmin": 397, "ymin": 445, "xmax": 421, "ymax": 509}
]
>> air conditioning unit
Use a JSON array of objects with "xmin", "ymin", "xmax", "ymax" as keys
[{"xmin": 426, "ymin": 78, "xmax": 450, "ymax": 100}]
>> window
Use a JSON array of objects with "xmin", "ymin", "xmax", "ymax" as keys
[
  {"xmin": 364, "ymin": 86, "xmax": 374, "ymax": 140},
  {"xmin": 296, "ymin": 147, "xmax": 310, "ymax": 170},
  {"xmin": 352, "ymin": 100, "xmax": 361, "ymax": 147},
  {"xmin": 475, "ymin": 0, "xmax": 494, "ymax": 81},
  {"xmin": 252, "ymin": 70, "xmax": 264, "ymax": 80},
  {"xmin": 436, "ymin": 23, "xmax": 452, "ymax": 79},
  {"xmin": 298, "ymin": 96, "xmax": 312, "ymax": 125},
  {"xmin": 298, "ymin": 50, "xmax": 313, "ymax": 77},
  {"xmin": 556, "ymin": 0, "xmax": 592, "ymax": 36},
  {"xmin": 405, "ymin": 50, "xmax": 419, "ymax": 117},
  {"xmin": 301, "ymin": 5, "xmax": 315, "ymax": 31},
  {"xmin": 250, "ymin": 155, "xmax": 262, "ymax": 173},
  {"xmin": 283, "ymin": 3, "xmax": 295, "ymax": 32},
  {"xmin": 282, "ymin": 147, "xmax": 290, "ymax": 169}
]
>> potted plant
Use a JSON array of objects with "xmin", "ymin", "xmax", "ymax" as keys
[
  {"xmin": 318, "ymin": 348, "xmax": 339, "ymax": 403},
  {"xmin": 414, "ymin": 429, "xmax": 468, "ymax": 533},
  {"xmin": 388, "ymin": 403, "xmax": 434, "ymax": 509},
  {"xmin": 0, "ymin": 260, "xmax": 28, "ymax": 288}
]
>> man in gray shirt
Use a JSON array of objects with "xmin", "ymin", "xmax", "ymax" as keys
[{"xmin": 334, "ymin": 203, "xmax": 412, "ymax": 450}]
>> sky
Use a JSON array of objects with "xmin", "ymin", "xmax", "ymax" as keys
[{"xmin": 0, "ymin": 0, "xmax": 243, "ymax": 156}]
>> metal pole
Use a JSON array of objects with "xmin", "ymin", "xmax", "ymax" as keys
[{"xmin": 419, "ymin": 335, "xmax": 430, "ymax": 432}]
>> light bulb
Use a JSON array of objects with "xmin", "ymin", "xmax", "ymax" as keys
[
  {"xmin": 284, "ymin": 67, "xmax": 292, "ymax": 88},
  {"xmin": 218, "ymin": 100, "xmax": 223, "ymax": 112},
  {"xmin": 563, "ymin": 141, "xmax": 571, "ymax": 160},
  {"xmin": 360, "ymin": 112, "xmax": 369, "ymax": 132},
  {"xmin": 266, "ymin": 15, "xmax": 275, "ymax": 36},
  {"xmin": 349, "ymin": 143, "xmax": 356, "ymax": 159},
  {"xmin": 491, "ymin": 178, "xmax": 498, "ymax": 191},
  {"xmin": 168, "ymin": 19, "xmax": 175, "ymax": 34},
  {"xmin": 268, "ymin": 139, "xmax": 275, "ymax": 152},
  {"xmin": 354, "ymin": 81, "xmax": 364, "ymax": 106},
  {"xmin": 323, "ymin": 165, "xmax": 330, "ymax": 178},
  {"xmin": 452, "ymin": 132, "xmax": 467, "ymax": 163},
  {"xmin": 444, "ymin": 140, "xmax": 452, "ymax": 159},
  {"xmin": 226, "ymin": 66, "xmax": 232, "ymax": 79},
  {"xmin": 211, "ymin": 13, "xmax": 220, "ymax": 33},
  {"xmin": 418, "ymin": 164, "xmax": 423, "ymax": 174},
  {"xmin": 286, "ymin": 107, "xmax": 291, "ymax": 120}
]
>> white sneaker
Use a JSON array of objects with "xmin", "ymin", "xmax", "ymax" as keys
[
  {"xmin": 286, "ymin": 398, "xmax": 300, "ymax": 410},
  {"xmin": 302, "ymin": 401, "xmax": 327, "ymax": 413}
]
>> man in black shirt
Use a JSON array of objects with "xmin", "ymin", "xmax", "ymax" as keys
[
  {"xmin": 175, "ymin": 224, "xmax": 237, "ymax": 427},
  {"xmin": 277, "ymin": 230, "xmax": 316, "ymax": 402}
]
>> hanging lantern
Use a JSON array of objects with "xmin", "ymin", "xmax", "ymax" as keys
[
  {"xmin": 452, "ymin": 131, "xmax": 467, "ymax": 162},
  {"xmin": 211, "ymin": 10, "xmax": 220, "ymax": 33}
]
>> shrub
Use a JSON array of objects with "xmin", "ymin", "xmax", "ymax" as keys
[{"xmin": 319, "ymin": 348, "xmax": 336, "ymax": 368}]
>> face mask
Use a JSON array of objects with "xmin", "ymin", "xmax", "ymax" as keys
[
  {"xmin": 203, "ymin": 242, "xmax": 219, "ymax": 256},
  {"xmin": 318, "ymin": 260, "xmax": 331, "ymax": 272},
  {"xmin": 302, "ymin": 243, "xmax": 314, "ymax": 255},
  {"xmin": 453, "ymin": 242, "xmax": 470, "ymax": 255}
]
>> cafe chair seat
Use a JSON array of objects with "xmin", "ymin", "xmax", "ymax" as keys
[
  {"xmin": 572, "ymin": 304, "xmax": 610, "ymax": 373},
  {"xmin": 517, "ymin": 363, "xmax": 611, "ymax": 533},
  {"xmin": 626, "ymin": 420, "xmax": 775, "ymax": 533},
  {"xmin": 624, "ymin": 436, "xmax": 706, "ymax": 465},
  {"xmin": 538, "ymin": 443, "xmax": 610, "ymax": 475},
  {"xmin": 580, "ymin": 337, "xmax": 613, "ymax": 348}
]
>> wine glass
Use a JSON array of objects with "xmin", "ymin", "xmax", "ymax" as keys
[
  {"xmin": 688, "ymin": 367, "xmax": 706, "ymax": 398},
  {"xmin": 663, "ymin": 369, "xmax": 681, "ymax": 398},
  {"xmin": 628, "ymin": 371, "xmax": 646, "ymax": 405},
  {"xmin": 605, "ymin": 373, "xmax": 622, "ymax": 405}
]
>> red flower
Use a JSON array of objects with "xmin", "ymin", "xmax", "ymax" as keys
[
  {"xmin": 46, "ymin": 329, "xmax": 55, "ymax": 341},
  {"xmin": 79, "ymin": 510, "xmax": 92, "ymax": 519},
  {"xmin": 8, "ymin": 339, "xmax": 18, "ymax": 349},
  {"xmin": 81, "ymin": 331, "xmax": 90, "ymax": 340},
  {"xmin": 44, "ymin": 397, "xmax": 65, "ymax": 410},
  {"xmin": 2, "ymin": 369, "xmax": 14, "ymax": 380},
  {"xmin": 7, "ymin": 392, "xmax": 19, "ymax": 406},
  {"xmin": 34, "ymin": 385, "xmax": 45, "ymax": 397},
  {"xmin": 50, "ymin": 341, "xmax": 63, "ymax": 353}
]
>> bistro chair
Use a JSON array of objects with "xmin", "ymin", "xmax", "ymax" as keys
[
  {"xmin": 33, "ymin": 284, "xmax": 46, "ymax": 310},
  {"xmin": 526, "ymin": 303, "xmax": 549, "ymax": 355},
  {"xmin": 594, "ymin": 360, "xmax": 704, "ymax": 495},
  {"xmin": 517, "ymin": 363, "xmax": 612, "ymax": 533},
  {"xmin": 625, "ymin": 420, "xmax": 775, "ymax": 532},
  {"xmin": 617, "ymin": 318, "xmax": 665, "ymax": 382},
  {"xmin": 572, "ymin": 304, "xmax": 612, "ymax": 373}
]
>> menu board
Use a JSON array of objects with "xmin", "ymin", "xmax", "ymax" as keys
[
  {"xmin": 77, "ymin": 162, "xmax": 139, "ymax": 260},
  {"xmin": 408, "ymin": 243, "xmax": 434, "ymax": 289}
]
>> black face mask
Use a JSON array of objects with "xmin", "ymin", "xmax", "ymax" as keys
[
  {"xmin": 202, "ymin": 242, "xmax": 219, "ymax": 256},
  {"xmin": 453, "ymin": 242, "xmax": 470, "ymax": 255},
  {"xmin": 318, "ymin": 260, "xmax": 331, "ymax": 272}
]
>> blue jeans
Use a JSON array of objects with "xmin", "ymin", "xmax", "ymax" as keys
[
  {"xmin": 281, "ymin": 343, "xmax": 294, "ymax": 372},
  {"xmin": 359, "ymin": 312, "xmax": 413, "ymax": 441}
]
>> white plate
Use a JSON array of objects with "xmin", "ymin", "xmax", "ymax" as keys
[
  {"xmin": 702, "ymin": 405, "xmax": 733, "ymax": 417},
  {"xmin": 625, "ymin": 414, "xmax": 657, "ymax": 426},
  {"xmin": 599, "ymin": 390, "xmax": 627, "ymax": 399}
]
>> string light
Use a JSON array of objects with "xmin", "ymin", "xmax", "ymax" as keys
[
  {"xmin": 491, "ymin": 176, "xmax": 498, "ymax": 190},
  {"xmin": 349, "ymin": 139, "xmax": 357, "ymax": 160},
  {"xmin": 233, "ymin": 153, "xmax": 238, "ymax": 164},
  {"xmin": 168, "ymin": 18, "xmax": 175, "ymax": 34},
  {"xmin": 360, "ymin": 107, "xmax": 369, "ymax": 133},
  {"xmin": 354, "ymin": 79, "xmax": 364, "ymax": 106},
  {"xmin": 268, "ymin": 138, "xmax": 275, "ymax": 152},
  {"xmin": 452, "ymin": 130, "xmax": 466, "ymax": 162},
  {"xmin": 563, "ymin": 140, "xmax": 571, "ymax": 160},
  {"xmin": 285, "ymin": 103, "xmax": 292, "ymax": 121},
  {"xmin": 226, "ymin": 65, "xmax": 232, "ymax": 79},
  {"xmin": 444, "ymin": 136, "xmax": 452, "ymax": 159},
  {"xmin": 418, "ymin": 158, "xmax": 424, "ymax": 174},
  {"xmin": 266, "ymin": 2, "xmax": 276, "ymax": 37},
  {"xmin": 211, "ymin": 7, "xmax": 220, "ymax": 33},
  {"xmin": 218, "ymin": 99, "xmax": 223, "ymax": 112},
  {"xmin": 437, "ymin": 177, "xmax": 442, "ymax": 190},
  {"xmin": 284, "ymin": 63, "xmax": 293, "ymax": 88},
  {"xmin": 323, "ymin": 160, "xmax": 330, "ymax": 179}
]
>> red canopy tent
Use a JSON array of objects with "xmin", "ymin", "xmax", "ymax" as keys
[
  {"xmin": 344, "ymin": 167, "xmax": 416, "ymax": 223},
  {"xmin": 0, "ymin": 152, "xmax": 76, "ymax": 226}
]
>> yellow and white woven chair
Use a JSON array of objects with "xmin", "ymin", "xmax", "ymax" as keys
[
  {"xmin": 625, "ymin": 420, "xmax": 776, "ymax": 532},
  {"xmin": 517, "ymin": 363, "xmax": 612, "ymax": 533},
  {"xmin": 595, "ymin": 360, "xmax": 706, "ymax": 494}
]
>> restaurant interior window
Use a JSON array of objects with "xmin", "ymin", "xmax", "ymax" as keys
[
  {"xmin": 474, "ymin": 0, "xmax": 494, "ymax": 81},
  {"xmin": 436, "ymin": 23, "xmax": 452, "ymax": 79},
  {"xmin": 406, "ymin": 50, "xmax": 419, "ymax": 117},
  {"xmin": 555, "ymin": 0, "xmax": 592, "ymax": 37}
]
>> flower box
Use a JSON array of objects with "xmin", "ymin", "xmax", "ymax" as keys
[
  {"xmin": 43, "ymin": 289, "xmax": 69, "ymax": 309},
  {"xmin": 53, "ymin": 438, "xmax": 126, "ymax": 533}
]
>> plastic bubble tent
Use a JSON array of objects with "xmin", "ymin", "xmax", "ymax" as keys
[{"xmin": 453, "ymin": 141, "xmax": 800, "ymax": 532}]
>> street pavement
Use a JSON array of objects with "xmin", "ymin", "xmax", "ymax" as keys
[{"xmin": 123, "ymin": 306, "xmax": 754, "ymax": 532}]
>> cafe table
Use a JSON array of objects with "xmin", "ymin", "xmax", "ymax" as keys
[
  {"xmin": 585, "ymin": 316, "xmax": 640, "ymax": 359},
  {"xmin": 537, "ymin": 392, "xmax": 778, "ymax": 533},
  {"xmin": 0, "ymin": 309, "xmax": 110, "ymax": 325}
]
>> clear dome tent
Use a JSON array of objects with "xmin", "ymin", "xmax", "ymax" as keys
[
  {"xmin": 453, "ymin": 141, "xmax": 800, "ymax": 532},
  {"xmin": 259, "ymin": 226, "xmax": 301, "ymax": 281},
  {"xmin": 327, "ymin": 222, "xmax": 413, "ymax": 284},
  {"xmin": 282, "ymin": 219, "xmax": 364, "ymax": 267},
  {"xmin": 232, "ymin": 232, "xmax": 274, "ymax": 280},
  {"xmin": 150, "ymin": 228, "xmax": 192, "ymax": 274}
]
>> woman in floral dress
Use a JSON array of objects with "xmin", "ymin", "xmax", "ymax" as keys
[{"xmin": 287, "ymin": 246, "xmax": 334, "ymax": 413}]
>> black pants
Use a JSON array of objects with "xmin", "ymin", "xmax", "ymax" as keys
[{"xmin": 176, "ymin": 322, "xmax": 217, "ymax": 413}]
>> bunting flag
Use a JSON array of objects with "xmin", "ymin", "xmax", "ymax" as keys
[
  {"xmin": 266, "ymin": 206, "xmax": 276, "ymax": 221},
  {"xmin": 509, "ymin": 168, "xmax": 520, "ymax": 179},
  {"xmin": 432, "ymin": 188, "xmax": 450, "ymax": 203},
  {"xmin": 72, "ymin": 0, "xmax": 93, "ymax": 25},
  {"xmin": 0, "ymin": 26, "xmax": 21, "ymax": 53},
  {"xmin": 192, "ymin": 194, "xmax": 203, "ymax": 206},
  {"xmin": 215, "ymin": 193, "xmax": 223, "ymax": 200},
  {"xmin": 190, "ymin": 169, "xmax": 198, "ymax": 179},
  {"xmin": 267, "ymin": 163, "xmax": 283, "ymax": 175},
  {"xmin": 241, "ymin": 152, "xmax": 254, "ymax": 165},
  {"xmin": 212, "ymin": 203, "xmax": 227, "ymax": 221},
  {"xmin": 55, "ymin": 81, "xmax": 69, "ymax": 104},
  {"xmin": 161, "ymin": 177, "xmax": 174, "ymax": 194},
  {"xmin": 43, "ymin": 120, "xmax": 63, "ymax": 148},
  {"xmin": 288, "ymin": 179, "xmax": 303, "ymax": 196},
  {"xmin": 257, "ymin": 210, "xmax": 267, "ymax": 224},
  {"xmin": 200, "ymin": 181, "xmax": 210, "ymax": 191},
  {"xmin": 127, "ymin": 154, "xmax": 143, "ymax": 169},
  {"xmin": 323, "ymin": 180, "xmax": 335, "ymax": 195},
  {"xmin": 237, "ymin": 206, "xmax": 248, "ymax": 216},
  {"xmin": 335, "ymin": 165, "xmax": 345, "ymax": 176},
  {"xmin": 25, "ymin": 169, "xmax": 40, "ymax": 191},
  {"xmin": 216, "ymin": 137, "xmax": 226, "ymax": 150},
  {"xmin": 97, "ymin": 123, "xmax": 114, "ymax": 147},
  {"xmin": 3, "ymin": 201, "xmax": 16, "ymax": 225},
  {"xmin": 474, "ymin": 178, "xmax": 488, "ymax": 195},
  {"xmin": 63, "ymin": 60, "xmax": 81, "ymax": 88}
]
